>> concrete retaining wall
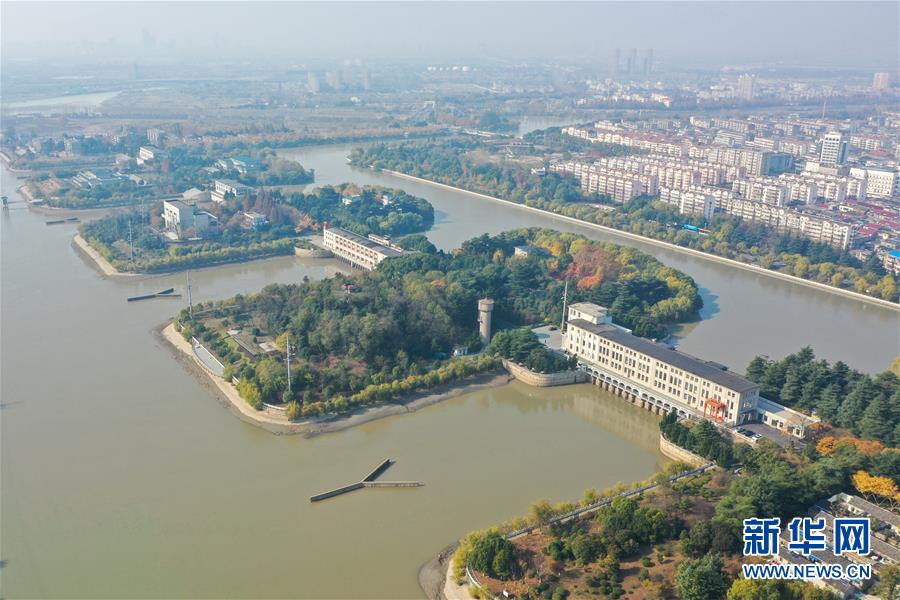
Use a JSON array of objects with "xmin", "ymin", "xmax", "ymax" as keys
[
  {"xmin": 294, "ymin": 246, "xmax": 333, "ymax": 258},
  {"xmin": 502, "ymin": 359, "xmax": 587, "ymax": 387},
  {"xmin": 659, "ymin": 435, "xmax": 707, "ymax": 467}
]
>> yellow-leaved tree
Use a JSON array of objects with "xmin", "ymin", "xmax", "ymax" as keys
[{"xmin": 852, "ymin": 470, "xmax": 900, "ymax": 510}]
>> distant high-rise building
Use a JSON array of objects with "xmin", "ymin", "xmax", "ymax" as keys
[
  {"xmin": 307, "ymin": 71, "xmax": 320, "ymax": 93},
  {"xmin": 737, "ymin": 74, "xmax": 756, "ymax": 101},
  {"xmin": 819, "ymin": 131, "xmax": 849, "ymax": 167},
  {"xmin": 642, "ymin": 48, "xmax": 653, "ymax": 75},
  {"xmin": 873, "ymin": 71, "xmax": 891, "ymax": 91},
  {"xmin": 361, "ymin": 68, "xmax": 371, "ymax": 91},
  {"xmin": 611, "ymin": 48, "xmax": 621, "ymax": 75},
  {"xmin": 325, "ymin": 70, "xmax": 342, "ymax": 91},
  {"xmin": 626, "ymin": 48, "xmax": 637, "ymax": 74}
]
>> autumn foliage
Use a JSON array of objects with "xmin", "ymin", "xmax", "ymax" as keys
[
  {"xmin": 816, "ymin": 435, "xmax": 885, "ymax": 457},
  {"xmin": 852, "ymin": 470, "xmax": 900, "ymax": 507},
  {"xmin": 565, "ymin": 246, "xmax": 622, "ymax": 290}
]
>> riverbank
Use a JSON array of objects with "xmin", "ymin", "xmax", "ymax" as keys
[
  {"xmin": 72, "ymin": 233, "xmax": 137, "ymax": 279},
  {"xmin": 382, "ymin": 170, "xmax": 899, "ymax": 311},
  {"xmin": 159, "ymin": 321, "xmax": 514, "ymax": 436},
  {"xmin": 418, "ymin": 544, "xmax": 459, "ymax": 600}
]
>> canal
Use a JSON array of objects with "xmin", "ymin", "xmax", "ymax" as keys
[
  {"xmin": 279, "ymin": 143, "xmax": 899, "ymax": 373},
  {"xmin": 1, "ymin": 133, "xmax": 897, "ymax": 597},
  {"xmin": 2, "ymin": 168, "xmax": 664, "ymax": 598}
]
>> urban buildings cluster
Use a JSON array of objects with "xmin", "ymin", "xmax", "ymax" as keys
[{"xmin": 558, "ymin": 111, "xmax": 900, "ymax": 259}]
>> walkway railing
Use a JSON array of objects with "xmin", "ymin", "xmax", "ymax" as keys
[{"xmin": 464, "ymin": 463, "xmax": 715, "ymax": 598}]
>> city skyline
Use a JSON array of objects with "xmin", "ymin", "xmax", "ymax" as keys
[{"xmin": 2, "ymin": 1, "xmax": 899, "ymax": 70}]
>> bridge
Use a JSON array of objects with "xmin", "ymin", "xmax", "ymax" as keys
[{"xmin": 310, "ymin": 459, "xmax": 424, "ymax": 502}]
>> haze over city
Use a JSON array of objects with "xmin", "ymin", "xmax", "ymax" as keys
[
  {"xmin": 2, "ymin": 2, "xmax": 899, "ymax": 600},
  {"xmin": 2, "ymin": 1, "xmax": 899, "ymax": 68}
]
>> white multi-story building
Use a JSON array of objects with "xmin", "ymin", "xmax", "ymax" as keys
[
  {"xmin": 322, "ymin": 224, "xmax": 402, "ymax": 271},
  {"xmin": 873, "ymin": 72, "xmax": 891, "ymax": 91},
  {"xmin": 564, "ymin": 303, "xmax": 761, "ymax": 426},
  {"xmin": 732, "ymin": 178, "xmax": 787, "ymax": 206},
  {"xmin": 736, "ymin": 74, "xmax": 756, "ymax": 101},
  {"xmin": 850, "ymin": 168, "xmax": 898, "ymax": 198},
  {"xmin": 778, "ymin": 174, "xmax": 819, "ymax": 204},
  {"xmin": 585, "ymin": 170, "xmax": 646, "ymax": 202},
  {"xmin": 211, "ymin": 179, "xmax": 255, "ymax": 203},
  {"xmin": 659, "ymin": 187, "xmax": 716, "ymax": 220},
  {"xmin": 716, "ymin": 197, "xmax": 854, "ymax": 249},
  {"xmin": 819, "ymin": 131, "xmax": 849, "ymax": 167},
  {"xmin": 137, "ymin": 146, "xmax": 158, "ymax": 163},
  {"xmin": 162, "ymin": 200, "xmax": 216, "ymax": 238}
]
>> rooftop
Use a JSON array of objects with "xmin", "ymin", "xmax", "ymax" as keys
[
  {"xmin": 325, "ymin": 226, "xmax": 403, "ymax": 257},
  {"xmin": 568, "ymin": 318, "xmax": 759, "ymax": 393}
]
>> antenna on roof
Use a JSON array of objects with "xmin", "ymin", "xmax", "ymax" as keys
[
  {"xmin": 186, "ymin": 270, "xmax": 193, "ymax": 319},
  {"xmin": 560, "ymin": 279, "xmax": 569, "ymax": 332}
]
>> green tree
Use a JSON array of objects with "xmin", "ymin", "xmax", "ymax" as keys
[
  {"xmin": 816, "ymin": 384, "xmax": 842, "ymax": 423},
  {"xmin": 859, "ymin": 394, "xmax": 895, "ymax": 443},
  {"xmin": 676, "ymin": 553, "xmax": 728, "ymax": 600},
  {"xmin": 837, "ymin": 379, "xmax": 876, "ymax": 433}
]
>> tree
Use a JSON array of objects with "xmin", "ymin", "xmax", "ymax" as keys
[
  {"xmin": 676, "ymin": 553, "xmax": 728, "ymax": 600},
  {"xmin": 816, "ymin": 384, "xmax": 842, "ymax": 423},
  {"xmin": 871, "ymin": 563, "xmax": 900, "ymax": 600},
  {"xmin": 837, "ymin": 379, "xmax": 875, "ymax": 433},
  {"xmin": 859, "ymin": 394, "xmax": 895, "ymax": 443},
  {"xmin": 726, "ymin": 579, "xmax": 781, "ymax": 600},
  {"xmin": 468, "ymin": 532, "xmax": 519, "ymax": 580},
  {"xmin": 745, "ymin": 356, "xmax": 769, "ymax": 382}
]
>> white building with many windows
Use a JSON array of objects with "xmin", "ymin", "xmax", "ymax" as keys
[
  {"xmin": 564, "ymin": 303, "xmax": 760, "ymax": 426},
  {"xmin": 322, "ymin": 224, "xmax": 402, "ymax": 270}
]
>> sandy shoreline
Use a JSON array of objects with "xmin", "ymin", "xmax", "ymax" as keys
[
  {"xmin": 382, "ymin": 170, "xmax": 899, "ymax": 312},
  {"xmin": 158, "ymin": 321, "xmax": 513, "ymax": 436},
  {"xmin": 72, "ymin": 233, "xmax": 138, "ymax": 279}
]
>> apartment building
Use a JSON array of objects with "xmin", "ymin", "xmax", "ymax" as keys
[
  {"xmin": 585, "ymin": 170, "xmax": 646, "ymax": 202},
  {"xmin": 850, "ymin": 168, "xmax": 898, "ymax": 198},
  {"xmin": 593, "ymin": 155, "xmax": 726, "ymax": 187},
  {"xmin": 717, "ymin": 196, "xmax": 854, "ymax": 249},
  {"xmin": 732, "ymin": 178, "xmax": 787, "ymax": 206},
  {"xmin": 549, "ymin": 161, "xmax": 650, "ymax": 202},
  {"xmin": 704, "ymin": 147, "xmax": 793, "ymax": 176},
  {"xmin": 850, "ymin": 134, "xmax": 887, "ymax": 152},
  {"xmin": 778, "ymin": 174, "xmax": 819, "ymax": 204},
  {"xmin": 322, "ymin": 224, "xmax": 402, "ymax": 271},
  {"xmin": 562, "ymin": 126, "xmax": 686, "ymax": 157},
  {"xmin": 564, "ymin": 303, "xmax": 761, "ymax": 426},
  {"xmin": 659, "ymin": 187, "xmax": 716, "ymax": 219}
]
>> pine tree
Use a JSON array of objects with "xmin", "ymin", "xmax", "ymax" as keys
[
  {"xmin": 816, "ymin": 384, "xmax": 842, "ymax": 424},
  {"xmin": 746, "ymin": 356, "xmax": 769, "ymax": 382},
  {"xmin": 837, "ymin": 379, "xmax": 875, "ymax": 433},
  {"xmin": 859, "ymin": 394, "xmax": 893, "ymax": 443},
  {"xmin": 780, "ymin": 367, "xmax": 804, "ymax": 406}
]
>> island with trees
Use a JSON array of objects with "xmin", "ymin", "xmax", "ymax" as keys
[
  {"xmin": 24, "ymin": 146, "xmax": 314, "ymax": 209},
  {"xmin": 173, "ymin": 228, "xmax": 702, "ymax": 422},
  {"xmin": 349, "ymin": 135, "xmax": 897, "ymax": 303},
  {"xmin": 451, "ymin": 401, "xmax": 899, "ymax": 600},
  {"xmin": 76, "ymin": 184, "xmax": 434, "ymax": 273}
]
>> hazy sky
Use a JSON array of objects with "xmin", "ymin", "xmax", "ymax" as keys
[{"xmin": 2, "ymin": 1, "xmax": 898, "ymax": 69}]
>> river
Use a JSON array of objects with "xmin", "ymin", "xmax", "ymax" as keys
[
  {"xmin": 279, "ymin": 143, "xmax": 899, "ymax": 373},
  {"xmin": 2, "ymin": 167, "xmax": 665, "ymax": 598}
]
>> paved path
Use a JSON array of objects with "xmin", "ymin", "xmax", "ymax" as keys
[{"xmin": 192, "ymin": 339, "xmax": 224, "ymax": 377}]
